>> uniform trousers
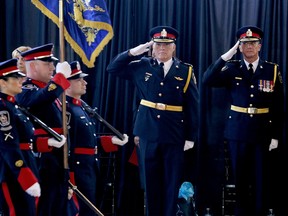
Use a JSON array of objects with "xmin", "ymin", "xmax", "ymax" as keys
[
  {"xmin": 227, "ymin": 140, "xmax": 269, "ymax": 216},
  {"xmin": 139, "ymin": 138, "xmax": 184, "ymax": 216}
]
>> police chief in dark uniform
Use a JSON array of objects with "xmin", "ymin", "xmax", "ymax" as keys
[
  {"xmin": 203, "ymin": 26, "xmax": 284, "ymax": 216},
  {"xmin": 66, "ymin": 61, "xmax": 128, "ymax": 215},
  {"xmin": 107, "ymin": 26, "xmax": 199, "ymax": 216},
  {"xmin": 15, "ymin": 44, "xmax": 71, "ymax": 216}
]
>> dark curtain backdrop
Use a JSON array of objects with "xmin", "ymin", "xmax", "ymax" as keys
[{"xmin": 1, "ymin": 0, "xmax": 287, "ymax": 215}]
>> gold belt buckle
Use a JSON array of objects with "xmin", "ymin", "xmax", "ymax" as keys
[
  {"xmin": 247, "ymin": 107, "xmax": 257, "ymax": 114},
  {"xmin": 155, "ymin": 103, "xmax": 166, "ymax": 110}
]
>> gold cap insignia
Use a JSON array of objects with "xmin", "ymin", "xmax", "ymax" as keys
[
  {"xmin": 48, "ymin": 83, "xmax": 57, "ymax": 91},
  {"xmin": 161, "ymin": 29, "xmax": 167, "ymax": 37},
  {"xmin": 246, "ymin": 29, "xmax": 252, "ymax": 37},
  {"xmin": 15, "ymin": 160, "xmax": 23, "ymax": 167}
]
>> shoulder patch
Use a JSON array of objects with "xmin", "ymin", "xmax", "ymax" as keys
[
  {"xmin": 0, "ymin": 110, "xmax": 11, "ymax": 129},
  {"xmin": 48, "ymin": 83, "xmax": 57, "ymax": 91}
]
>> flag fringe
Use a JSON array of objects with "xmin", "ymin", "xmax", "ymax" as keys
[{"xmin": 31, "ymin": 0, "xmax": 114, "ymax": 68}]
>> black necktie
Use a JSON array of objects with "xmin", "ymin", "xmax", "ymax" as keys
[
  {"xmin": 248, "ymin": 63, "xmax": 253, "ymax": 76},
  {"xmin": 159, "ymin": 62, "xmax": 164, "ymax": 78}
]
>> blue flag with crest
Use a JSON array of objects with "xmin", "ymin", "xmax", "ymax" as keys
[{"xmin": 31, "ymin": 0, "xmax": 114, "ymax": 68}]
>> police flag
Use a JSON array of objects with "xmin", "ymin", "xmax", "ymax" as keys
[{"xmin": 31, "ymin": 0, "xmax": 114, "ymax": 68}]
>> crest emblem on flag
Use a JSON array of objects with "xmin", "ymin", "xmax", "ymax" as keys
[{"xmin": 31, "ymin": 0, "xmax": 114, "ymax": 68}]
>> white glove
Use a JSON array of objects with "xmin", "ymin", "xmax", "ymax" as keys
[
  {"xmin": 48, "ymin": 135, "xmax": 66, "ymax": 148},
  {"xmin": 129, "ymin": 41, "xmax": 154, "ymax": 56},
  {"xmin": 184, "ymin": 140, "xmax": 194, "ymax": 151},
  {"xmin": 56, "ymin": 61, "xmax": 71, "ymax": 78},
  {"xmin": 26, "ymin": 182, "xmax": 41, "ymax": 197},
  {"xmin": 269, "ymin": 139, "xmax": 278, "ymax": 151},
  {"xmin": 112, "ymin": 134, "xmax": 129, "ymax": 146},
  {"xmin": 68, "ymin": 188, "xmax": 73, "ymax": 200},
  {"xmin": 221, "ymin": 41, "xmax": 240, "ymax": 61},
  {"xmin": 134, "ymin": 136, "xmax": 140, "ymax": 147}
]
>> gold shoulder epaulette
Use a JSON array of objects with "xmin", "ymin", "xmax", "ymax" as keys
[
  {"xmin": 265, "ymin": 60, "xmax": 278, "ymax": 66},
  {"xmin": 183, "ymin": 62, "xmax": 193, "ymax": 67}
]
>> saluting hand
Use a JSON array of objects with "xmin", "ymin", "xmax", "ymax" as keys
[
  {"xmin": 129, "ymin": 41, "xmax": 154, "ymax": 56},
  {"xmin": 221, "ymin": 40, "xmax": 240, "ymax": 61},
  {"xmin": 56, "ymin": 61, "xmax": 72, "ymax": 78}
]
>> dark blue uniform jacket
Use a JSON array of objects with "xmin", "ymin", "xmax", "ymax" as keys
[
  {"xmin": 107, "ymin": 51, "xmax": 199, "ymax": 144},
  {"xmin": 203, "ymin": 58, "xmax": 284, "ymax": 143}
]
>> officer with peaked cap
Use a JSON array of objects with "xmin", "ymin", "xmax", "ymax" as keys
[
  {"xmin": 16, "ymin": 43, "xmax": 71, "ymax": 216},
  {"xmin": 66, "ymin": 61, "xmax": 129, "ymax": 215},
  {"xmin": 203, "ymin": 26, "xmax": 284, "ymax": 215},
  {"xmin": 236, "ymin": 25, "xmax": 263, "ymax": 42},
  {"xmin": 0, "ymin": 58, "xmax": 39, "ymax": 215},
  {"xmin": 107, "ymin": 26, "xmax": 199, "ymax": 215}
]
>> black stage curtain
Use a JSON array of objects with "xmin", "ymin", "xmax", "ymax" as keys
[{"xmin": 1, "ymin": 0, "xmax": 287, "ymax": 215}]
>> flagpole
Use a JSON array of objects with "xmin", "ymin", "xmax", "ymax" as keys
[
  {"xmin": 59, "ymin": 0, "xmax": 69, "ymax": 170},
  {"xmin": 57, "ymin": 3, "xmax": 104, "ymax": 215}
]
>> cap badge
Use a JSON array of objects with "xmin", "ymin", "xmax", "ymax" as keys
[
  {"xmin": 161, "ymin": 29, "xmax": 167, "ymax": 37},
  {"xmin": 246, "ymin": 29, "xmax": 252, "ymax": 37}
]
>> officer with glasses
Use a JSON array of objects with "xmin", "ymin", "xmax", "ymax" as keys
[{"xmin": 203, "ymin": 26, "xmax": 284, "ymax": 216}]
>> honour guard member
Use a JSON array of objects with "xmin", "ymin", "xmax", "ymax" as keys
[
  {"xmin": 0, "ymin": 58, "xmax": 40, "ymax": 215},
  {"xmin": 203, "ymin": 26, "xmax": 284, "ymax": 216},
  {"xmin": 15, "ymin": 43, "xmax": 71, "ymax": 216},
  {"xmin": 11, "ymin": 45, "xmax": 32, "ymax": 74},
  {"xmin": 107, "ymin": 26, "xmax": 199, "ymax": 216},
  {"xmin": 66, "ymin": 61, "xmax": 128, "ymax": 216}
]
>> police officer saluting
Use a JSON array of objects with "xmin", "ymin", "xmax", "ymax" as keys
[
  {"xmin": 107, "ymin": 26, "xmax": 199, "ymax": 216},
  {"xmin": 203, "ymin": 26, "xmax": 284, "ymax": 216}
]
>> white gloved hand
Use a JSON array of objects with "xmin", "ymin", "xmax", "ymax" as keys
[
  {"xmin": 129, "ymin": 41, "xmax": 154, "ymax": 56},
  {"xmin": 48, "ymin": 135, "xmax": 66, "ymax": 148},
  {"xmin": 134, "ymin": 136, "xmax": 140, "ymax": 147},
  {"xmin": 68, "ymin": 188, "xmax": 73, "ymax": 200},
  {"xmin": 269, "ymin": 139, "xmax": 278, "ymax": 151},
  {"xmin": 56, "ymin": 61, "xmax": 72, "ymax": 78},
  {"xmin": 26, "ymin": 182, "xmax": 41, "ymax": 197},
  {"xmin": 112, "ymin": 134, "xmax": 129, "ymax": 146},
  {"xmin": 221, "ymin": 41, "xmax": 240, "ymax": 61},
  {"xmin": 184, "ymin": 140, "xmax": 194, "ymax": 151}
]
